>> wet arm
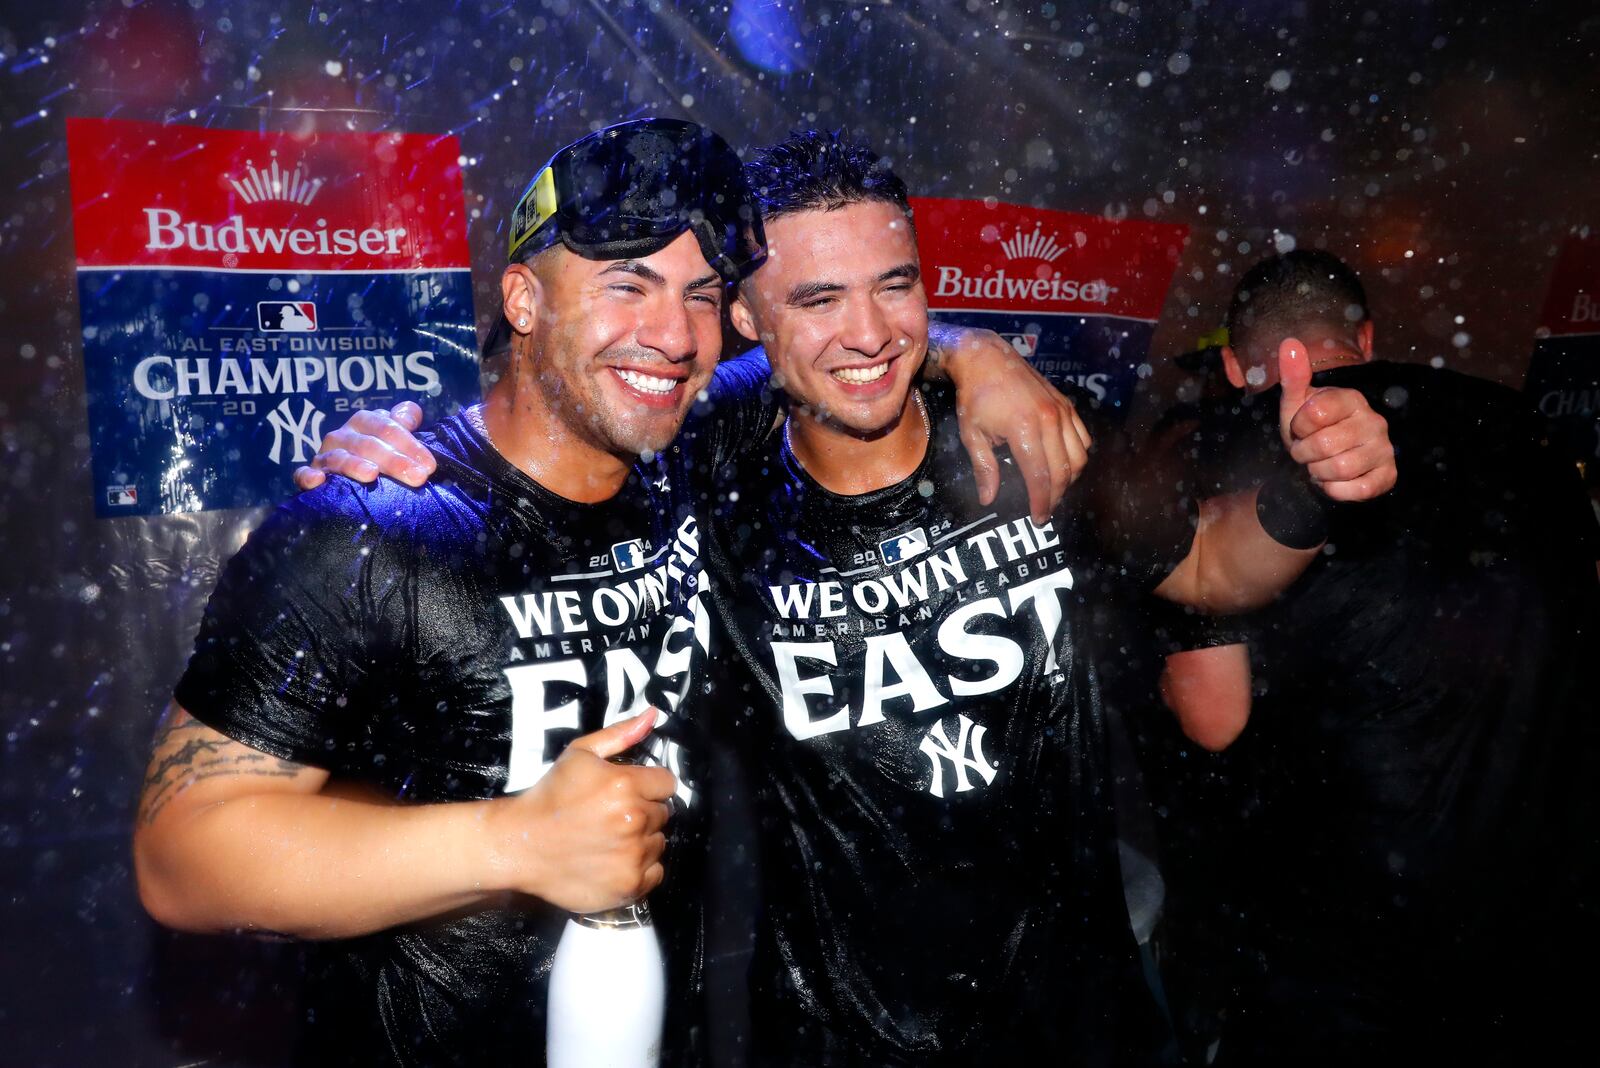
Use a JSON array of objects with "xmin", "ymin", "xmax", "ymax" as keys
[
  {"xmin": 1160, "ymin": 643, "xmax": 1254, "ymax": 752},
  {"xmin": 133, "ymin": 704, "xmax": 503, "ymax": 940}
]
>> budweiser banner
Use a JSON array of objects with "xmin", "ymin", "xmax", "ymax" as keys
[
  {"xmin": 66, "ymin": 117, "xmax": 478, "ymax": 517},
  {"xmin": 1524, "ymin": 229, "xmax": 1600, "ymax": 465},
  {"xmin": 911, "ymin": 196, "xmax": 1187, "ymax": 419}
]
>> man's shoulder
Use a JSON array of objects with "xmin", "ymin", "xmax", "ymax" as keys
[{"xmin": 1351, "ymin": 360, "xmax": 1528, "ymax": 419}]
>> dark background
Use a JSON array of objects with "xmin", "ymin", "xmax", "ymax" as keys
[{"xmin": 0, "ymin": 2, "xmax": 1596, "ymax": 1064}]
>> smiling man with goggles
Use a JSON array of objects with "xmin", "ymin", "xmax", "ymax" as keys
[{"xmin": 506, "ymin": 117, "xmax": 766, "ymax": 284}]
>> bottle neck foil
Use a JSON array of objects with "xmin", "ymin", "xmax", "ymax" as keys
[{"xmin": 575, "ymin": 901, "xmax": 653, "ymax": 930}]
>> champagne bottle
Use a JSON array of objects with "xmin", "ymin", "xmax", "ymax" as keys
[{"xmin": 545, "ymin": 899, "xmax": 665, "ymax": 1067}]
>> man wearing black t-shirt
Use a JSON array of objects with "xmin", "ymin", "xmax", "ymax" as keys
[
  {"xmin": 1157, "ymin": 250, "xmax": 1600, "ymax": 1063},
  {"xmin": 699, "ymin": 134, "xmax": 1398, "ymax": 1066}
]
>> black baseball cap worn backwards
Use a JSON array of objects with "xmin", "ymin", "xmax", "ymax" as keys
[{"xmin": 506, "ymin": 117, "xmax": 766, "ymax": 283}]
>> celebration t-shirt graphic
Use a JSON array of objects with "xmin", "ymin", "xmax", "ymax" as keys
[{"xmin": 66, "ymin": 117, "xmax": 479, "ymax": 516}]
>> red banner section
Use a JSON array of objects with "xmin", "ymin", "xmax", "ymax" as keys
[
  {"xmin": 909, "ymin": 197, "xmax": 1188, "ymax": 321},
  {"xmin": 1538, "ymin": 231, "xmax": 1600, "ymax": 336},
  {"xmin": 66, "ymin": 117, "xmax": 471, "ymax": 272}
]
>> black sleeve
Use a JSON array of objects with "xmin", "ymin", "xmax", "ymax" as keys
[
  {"xmin": 1146, "ymin": 597, "xmax": 1251, "ymax": 656},
  {"xmin": 679, "ymin": 349, "xmax": 781, "ymax": 469},
  {"xmin": 174, "ymin": 482, "xmax": 395, "ymax": 770}
]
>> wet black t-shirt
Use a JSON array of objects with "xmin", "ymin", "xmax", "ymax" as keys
[
  {"xmin": 1179, "ymin": 362, "xmax": 1600, "ymax": 1059},
  {"xmin": 700, "ymin": 386, "xmax": 1186, "ymax": 1066},
  {"xmin": 175, "ymin": 359, "xmax": 776, "ymax": 1068}
]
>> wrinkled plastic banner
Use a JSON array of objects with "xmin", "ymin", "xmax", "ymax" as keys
[
  {"xmin": 912, "ymin": 197, "xmax": 1187, "ymax": 419},
  {"xmin": 66, "ymin": 118, "xmax": 480, "ymax": 517},
  {"xmin": 1524, "ymin": 230, "xmax": 1600, "ymax": 464}
]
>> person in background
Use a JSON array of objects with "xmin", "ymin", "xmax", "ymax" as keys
[{"xmin": 1156, "ymin": 248, "xmax": 1600, "ymax": 1063}]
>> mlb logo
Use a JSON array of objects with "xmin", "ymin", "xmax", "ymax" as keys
[
  {"xmin": 1001, "ymin": 333, "xmax": 1040, "ymax": 359},
  {"xmin": 257, "ymin": 301, "xmax": 318, "ymax": 332},
  {"xmin": 611, "ymin": 539, "xmax": 647, "ymax": 572},
  {"xmin": 878, "ymin": 527, "xmax": 928, "ymax": 565},
  {"xmin": 106, "ymin": 485, "xmax": 138, "ymax": 507}
]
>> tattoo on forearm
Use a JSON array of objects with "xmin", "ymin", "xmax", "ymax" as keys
[{"xmin": 138, "ymin": 707, "xmax": 307, "ymax": 827}]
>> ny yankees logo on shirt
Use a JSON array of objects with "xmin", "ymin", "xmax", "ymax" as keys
[
  {"xmin": 762, "ymin": 509, "xmax": 1075, "ymax": 796},
  {"xmin": 918, "ymin": 712, "xmax": 998, "ymax": 798}
]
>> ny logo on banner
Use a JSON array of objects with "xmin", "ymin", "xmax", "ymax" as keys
[
  {"xmin": 917, "ymin": 713, "xmax": 998, "ymax": 797},
  {"xmin": 267, "ymin": 399, "xmax": 326, "ymax": 464}
]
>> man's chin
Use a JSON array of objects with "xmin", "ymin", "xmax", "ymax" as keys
[
  {"xmin": 814, "ymin": 392, "xmax": 916, "ymax": 440},
  {"xmin": 595, "ymin": 371, "xmax": 702, "ymax": 453},
  {"xmin": 603, "ymin": 412, "xmax": 687, "ymax": 459}
]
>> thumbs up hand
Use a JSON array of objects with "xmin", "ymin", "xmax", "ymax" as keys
[
  {"xmin": 483, "ymin": 710, "xmax": 677, "ymax": 913},
  {"xmin": 1274, "ymin": 338, "xmax": 1397, "ymax": 502},
  {"xmin": 1276, "ymin": 339, "xmax": 1315, "ymax": 449}
]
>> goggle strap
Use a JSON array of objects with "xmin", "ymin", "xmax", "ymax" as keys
[{"xmin": 507, "ymin": 166, "xmax": 560, "ymax": 261}]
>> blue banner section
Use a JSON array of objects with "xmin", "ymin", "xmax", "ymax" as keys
[
  {"xmin": 80, "ymin": 268, "xmax": 479, "ymax": 516},
  {"xmin": 931, "ymin": 311, "xmax": 1156, "ymax": 422},
  {"xmin": 1525, "ymin": 335, "xmax": 1600, "ymax": 466}
]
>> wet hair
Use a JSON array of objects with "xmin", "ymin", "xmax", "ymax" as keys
[
  {"xmin": 1226, "ymin": 249, "xmax": 1369, "ymax": 362},
  {"xmin": 744, "ymin": 129, "xmax": 913, "ymax": 225}
]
